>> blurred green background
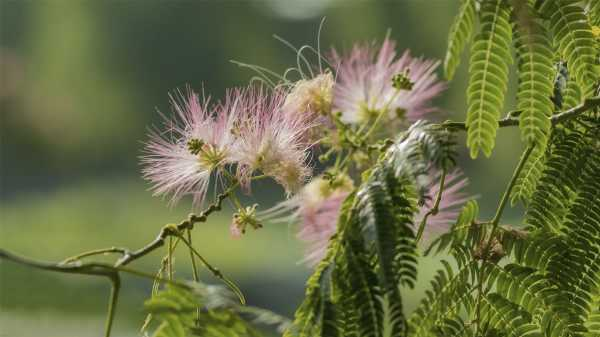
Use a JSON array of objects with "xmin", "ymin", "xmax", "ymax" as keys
[{"xmin": 0, "ymin": 1, "xmax": 526, "ymax": 336}]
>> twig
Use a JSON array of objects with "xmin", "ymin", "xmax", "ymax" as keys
[
  {"xmin": 0, "ymin": 249, "xmax": 121, "ymax": 337},
  {"xmin": 186, "ymin": 228, "xmax": 201, "ymax": 321},
  {"xmin": 176, "ymin": 233, "xmax": 246, "ymax": 305},
  {"xmin": 114, "ymin": 186, "xmax": 234, "ymax": 267},
  {"xmin": 487, "ymin": 144, "xmax": 535, "ymax": 245},
  {"xmin": 61, "ymin": 247, "xmax": 129, "ymax": 264},
  {"xmin": 0, "ymin": 249, "xmax": 192, "ymax": 337},
  {"xmin": 473, "ymin": 144, "xmax": 535, "ymax": 336},
  {"xmin": 441, "ymin": 95, "xmax": 600, "ymax": 131},
  {"xmin": 104, "ymin": 275, "xmax": 120, "ymax": 337},
  {"xmin": 415, "ymin": 167, "xmax": 447, "ymax": 243}
]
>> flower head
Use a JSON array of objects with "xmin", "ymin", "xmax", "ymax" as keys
[
  {"xmin": 273, "ymin": 170, "xmax": 468, "ymax": 267},
  {"xmin": 231, "ymin": 86, "xmax": 316, "ymax": 195},
  {"xmin": 262, "ymin": 174, "xmax": 354, "ymax": 266},
  {"xmin": 330, "ymin": 37, "xmax": 445, "ymax": 125},
  {"xmin": 141, "ymin": 89, "xmax": 237, "ymax": 208},
  {"xmin": 230, "ymin": 204, "xmax": 263, "ymax": 238},
  {"xmin": 282, "ymin": 71, "xmax": 335, "ymax": 117}
]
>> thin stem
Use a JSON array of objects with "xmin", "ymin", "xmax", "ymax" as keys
[
  {"xmin": 167, "ymin": 237, "xmax": 174, "ymax": 281},
  {"xmin": 474, "ymin": 144, "xmax": 535, "ymax": 336},
  {"xmin": 115, "ymin": 183, "xmax": 236, "ymax": 267},
  {"xmin": 415, "ymin": 167, "xmax": 447, "ymax": 243},
  {"xmin": 186, "ymin": 228, "xmax": 201, "ymax": 322},
  {"xmin": 176, "ymin": 234, "xmax": 246, "ymax": 305},
  {"xmin": 441, "ymin": 95, "xmax": 600, "ymax": 131},
  {"xmin": 362, "ymin": 91, "xmax": 402, "ymax": 141},
  {"xmin": 104, "ymin": 275, "xmax": 120, "ymax": 337},
  {"xmin": 487, "ymin": 144, "xmax": 535, "ymax": 244},
  {"xmin": 61, "ymin": 247, "xmax": 129, "ymax": 264},
  {"xmin": 187, "ymin": 230, "xmax": 200, "ymax": 283}
]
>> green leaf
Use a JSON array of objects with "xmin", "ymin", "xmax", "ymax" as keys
[
  {"xmin": 588, "ymin": 0, "xmax": 600, "ymax": 27},
  {"xmin": 524, "ymin": 130, "xmax": 590, "ymax": 232},
  {"xmin": 510, "ymin": 146, "xmax": 546, "ymax": 206},
  {"xmin": 466, "ymin": 0, "xmax": 513, "ymax": 158},
  {"xmin": 538, "ymin": 0, "xmax": 598, "ymax": 95},
  {"xmin": 513, "ymin": 2, "xmax": 555, "ymax": 147},
  {"xmin": 480, "ymin": 293, "xmax": 542, "ymax": 337},
  {"xmin": 444, "ymin": 0, "xmax": 477, "ymax": 80}
]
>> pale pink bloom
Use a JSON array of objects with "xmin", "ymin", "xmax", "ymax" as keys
[
  {"xmin": 141, "ymin": 89, "xmax": 237, "ymax": 208},
  {"xmin": 329, "ymin": 37, "xmax": 445, "ymax": 125},
  {"xmin": 230, "ymin": 86, "xmax": 315, "ymax": 195},
  {"xmin": 415, "ymin": 170, "xmax": 470, "ymax": 241},
  {"xmin": 282, "ymin": 72, "xmax": 335, "ymax": 117},
  {"xmin": 275, "ymin": 171, "xmax": 468, "ymax": 267},
  {"xmin": 261, "ymin": 176, "xmax": 353, "ymax": 266}
]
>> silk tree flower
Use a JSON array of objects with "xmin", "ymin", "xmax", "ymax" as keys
[
  {"xmin": 329, "ymin": 37, "xmax": 446, "ymax": 125},
  {"xmin": 261, "ymin": 174, "xmax": 354, "ymax": 266},
  {"xmin": 141, "ymin": 89, "xmax": 238, "ymax": 208},
  {"xmin": 230, "ymin": 86, "xmax": 316, "ymax": 195},
  {"xmin": 281, "ymin": 72, "xmax": 336, "ymax": 143},
  {"xmin": 282, "ymin": 71, "xmax": 335, "ymax": 117},
  {"xmin": 272, "ymin": 170, "xmax": 468, "ymax": 267}
]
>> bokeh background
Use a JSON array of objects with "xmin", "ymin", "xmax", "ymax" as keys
[{"xmin": 0, "ymin": 1, "xmax": 526, "ymax": 336}]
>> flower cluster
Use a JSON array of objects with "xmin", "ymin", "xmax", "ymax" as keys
[
  {"xmin": 330, "ymin": 37, "xmax": 445, "ymax": 125},
  {"xmin": 142, "ymin": 86, "xmax": 316, "ymax": 209},
  {"xmin": 142, "ymin": 35, "xmax": 470, "ymax": 265}
]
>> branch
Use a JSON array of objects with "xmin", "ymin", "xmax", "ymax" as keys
[
  {"xmin": 61, "ymin": 247, "xmax": 129, "ymax": 264},
  {"xmin": 441, "ymin": 95, "xmax": 600, "ymax": 131},
  {"xmin": 114, "ymin": 187, "xmax": 233, "ymax": 267},
  {"xmin": 0, "ymin": 249, "xmax": 121, "ymax": 337},
  {"xmin": 415, "ymin": 167, "xmax": 447, "ymax": 243}
]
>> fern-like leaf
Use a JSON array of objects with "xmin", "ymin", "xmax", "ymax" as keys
[
  {"xmin": 589, "ymin": 0, "xmax": 600, "ymax": 27},
  {"xmin": 480, "ymin": 293, "xmax": 542, "ymax": 337},
  {"xmin": 510, "ymin": 146, "xmax": 546, "ymax": 206},
  {"xmin": 524, "ymin": 130, "xmax": 589, "ymax": 232},
  {"xmin": 546, "ymin": 140, "xmax": 600, "ymax": 329},
  {"xmin": 513, "ymin": 2, "xmax": 555, "ymax": 147},
  {"xmin": 538, "ymin": 0, "xmax": 598, "ymax": 94},
  {"xmin": 408, "ymin": 260, "xmax": 476, "ymax": 336},
  {"xmin": 466, "ymin": 0, "xmax": 513, "ymax": 158},
  {"xmin": 444, "ymin": 0, "xmax": 477, "ymax": 80}
]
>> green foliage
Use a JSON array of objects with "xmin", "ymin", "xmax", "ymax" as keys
[
  {"xmin": 408, "ymin": 259, "xmax": 477, "ymax": 337},
  {"xmin": 589, "ymin": 0, "xmax": 600, "ymax": 27},
  {"xmin": 444, "ymin": 0, "xmax": 476, "ymax": 80},
  {"xmin": 286, "ymin": 121, "xmax": 457, "ymax": 337},
  {"xmin": 480, "ymin": 293, "xmax": 541, "ymax": 337},
  {"xmin": 537, "ymin": 0, "xmax": 598, "ymax": 95},
  {"xmin": 513, "ymin": 2, "xmax": 555, "ymax": 148},
  {"xmin": 466, "ymin": 0, "xmax": 513, "ymax": 158},
  {"xmin": 510, "ymin": 146, "xmax": 546, "ymax": 206},
  {"xmin": 524, "ymin": 129, "xmax": 592, "ymax": 232},
  {"xmin": 145, "ymin": 282, "xmax": 291, "ymax": 337}
]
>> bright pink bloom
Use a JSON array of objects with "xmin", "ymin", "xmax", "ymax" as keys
[
  {"xmin": 329, "ymin": 37, "xmax": 446, "ymax": 124},
  {"xmin": 141, "ymin": 89, "xmax": 237, "ymax": 208}
]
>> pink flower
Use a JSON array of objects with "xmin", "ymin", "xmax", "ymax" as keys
[
  {"xmin": 415, "ymin": 170, "xmax": 470, "ymax": 241},
  {"xmin": 282, "ymin": 72, "xmax": 335, "ymax": 117},
  {"xmin": 261, "ymin": 175, "xmax": 354, "ymax": 266},
  {"xmin": 329, "ymin": 37, "xmax": 446, "ymax": 125},
  {"xmin": 230, "ymin": 86, "xmax": 315, "ymax": 195},
  {"xmin": 272, "ymin": 171, "xmax": 468, "ymax": 267},
  {"xmin": 141, "ymin": 89, "xmax": 237, "ymax": 208}
]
